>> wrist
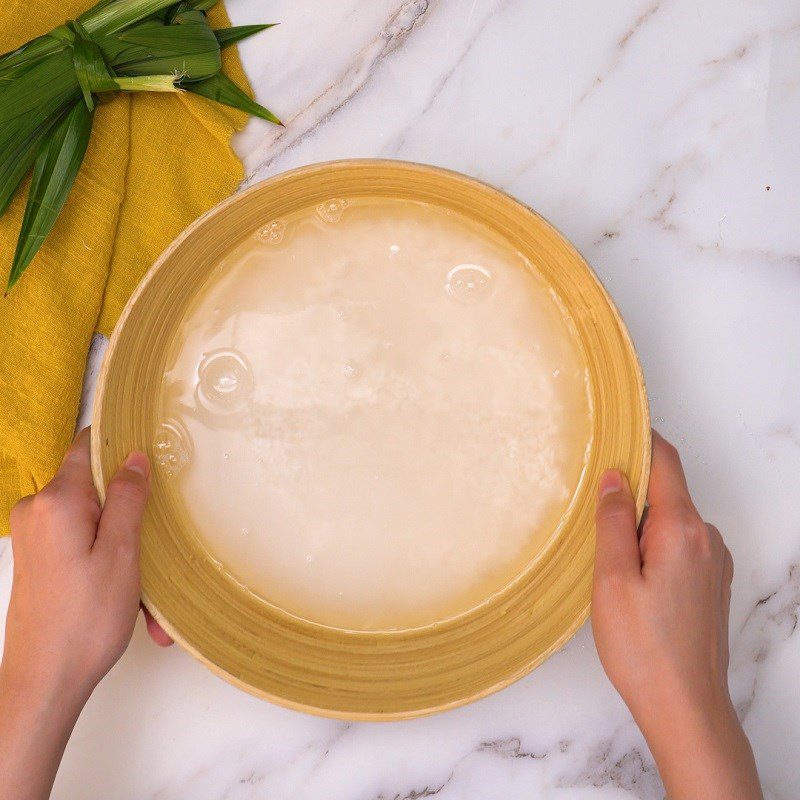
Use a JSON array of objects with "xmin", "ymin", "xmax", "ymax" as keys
[
  {"xmin": 627, "ymin": 669, "xmax": 733, "ymax": 739},
  {"xmin": 635, "ymin": 679, "xmax": 736, "ymax": 752},
  {"xmin": 0, "ymin": 653, "xmax": 94, "ymax": 723},
  {"xmin": 628, "ymin": 678, "xmax": 762, "ymax": 800},
  {"xmin": 0, "ymin": 659, "xmax": 90, "ymax": 800}
]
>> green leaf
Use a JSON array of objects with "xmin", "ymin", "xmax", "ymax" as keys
[
  {"xmin": 104, "ymin": 11, "xmax": 221, "ymax": 79},
  {"xmin": 6, "ymin": 102, "xmax": 94, "ymax": 292},
  {"xmin": 181, "ymin": 1, "xmax": 218, "ymax": 11},
  {"xmin": 70, "ymin": 23, "xmax": 120, "ymax": 110},
  {"xmin": 214, "ymin": 24, "xmax": 277, "ymax": 50},
  {"xmin": 0, "ymin": 112, "xmax": 64, "ymax": 217},
  {"xmin": 80, "ymin": 0, "xmax": 182, "ymax": 37},
  {"xmin": 184, "ymin": 71, "xmax": 282, "ymax": 125},
  {"xmin": 113, "ymin": 74, "xmax": 179, "ymax": 92},
  {"xmin": 163, "ymin": 0, "xmax": 217, "ymax": 22},
  {"xmin": 0, "ymin": 50, "xmax": 80, "ymax": 150},
  {"xmin": 0, "ymin": 34, "xmax": 67, "ymax": 79}
]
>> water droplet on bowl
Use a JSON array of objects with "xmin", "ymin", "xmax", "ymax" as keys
[
  {"xmin": 316, "ymin": 198, "xmax": 347, "ymax": 223},
  {"xmin": 153, "ymin": 420, "xmax": 192, "ymax": 477},
  {"xmin": 255, "ymin": 218, "xmax": 286, "ymax": 244},
  {"xmin": 343, "ymin": 361, "xmax": 361, "ymax": 379},
  {"xmin": 389, "ymin": 244, "xmax": 400, "ymax": 256},
  {"xmin": 445, "ymin": 264, "xmax": 493, "ymax": 304},
  {"xmin": 196, "ymin": 349, "xmax": 254, "ymax": 414}
]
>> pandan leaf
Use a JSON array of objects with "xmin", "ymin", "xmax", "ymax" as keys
[
  {"xmin": 182, "ymin": 1, "xmax": 218, "ymax": 11},
  {"xmin": 0, "ymin": 112, "xmax": 64, "ymax": 217},
  {"xmin": 6, "ymin": 101, "xmax": 94, "ymax": 292},
  {"xmin": 161, "ymin": 0, "xmax": 216, "ymax": 18},
  {"xmin": 184, "ymin": 71, "xmax": 282, "ymax": 125},
  {"xmin": 0, "ymin": 50, "xmax": 80, "ymax": 152},
  {"xmin": 2, "ymin": 0, "xmax": 281, "ymax": 289},
  {"xmin": 109, "ymin": 11, "xmax": 221, "ymax": 79},
  {"xmin": 113, "ymin": 75, "xmax": 180, "ymax": 92},
  {"xmin": 214, "ymin": 24, "xmax": 277, "ymax": 50},
  {"xmin": 80, "ymin": 0, "xmax": 182, "ymax": 37},
  {"xmin": 0, "ymin": 34, "xmax": 67, "ymax": 79},
  {"xmin": 70, "ymin": 24, "xmax": 119, "ymax": 110}
]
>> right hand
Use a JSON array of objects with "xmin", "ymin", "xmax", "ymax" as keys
[
  {"xmin": 592, "ymin": 431, "xmax": 733, "ymax": 723},
  {"xmin": 591, "ymin": 431, "xmax": 762, "ymax": 800}
]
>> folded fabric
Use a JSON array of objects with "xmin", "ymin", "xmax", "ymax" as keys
[{"xmin": 0, "ymin": 1, "xmax": 250, "ymax": 533}]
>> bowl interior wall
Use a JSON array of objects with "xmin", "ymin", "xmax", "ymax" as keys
[{"xmin": 92, "ymin": 161, "xmax": 650, "ymax": 719}]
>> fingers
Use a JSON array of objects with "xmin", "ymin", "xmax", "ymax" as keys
[
  {"xmin": 594, "ymin": 469, "xmax": 642, "ymax": 581},
  {"xmin": 43, "ymin": 429, "xmax": 100, "ymax": 533},
  {"xmin": 722, "ymin": 544, "xmax": 734, "ymax": 587},
  {"xmin": 647, "ymin": 431, "xmax": 693, "ymax": 511},
  {"xmin": 717, "ymin": 534, "xmax": 734, "ymax": 670},
  {"xmin": 711, "ymin": 524, "xmax": 734, "ymax": 594},
  {"xmin": 141, "ymin": 604, "xmax": 174, "ymax": 647},
  {"xmin": 15, "ymin": 428, "xmax": 101, "ymax": 553},
  {"xmin": 95, "ymin": 452, "xmax": 150, "ymax": 558},
  {"xmin": 51, "ymin": 427, "xmax": 97, "ymax": 498}
]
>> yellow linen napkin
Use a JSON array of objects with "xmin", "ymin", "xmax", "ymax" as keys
[{"xmin": 0, "ymin": 2, "xmax": 251, "ymax": 533}]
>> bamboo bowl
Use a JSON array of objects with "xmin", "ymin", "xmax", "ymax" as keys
[{"xmin": 92, "ymin": 160, "xmax": 650, "ymax": 720}]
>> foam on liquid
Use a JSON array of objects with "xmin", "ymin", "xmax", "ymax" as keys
[{"xmin": 157, "ymin": 198, "xmax": 592, "ymax": 630}]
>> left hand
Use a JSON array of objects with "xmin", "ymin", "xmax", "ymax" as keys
[
  {"xmin": 2, "ymin": 427, "xmax": 171, "ymax": 707},
  {"xmin": 0, "ymin": 428, "xmax": 172, "ymax": 800}
]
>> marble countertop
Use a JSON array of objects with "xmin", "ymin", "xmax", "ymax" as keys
[{"xmin": 2, "ymin": 1, "xmax": 799, "ymax": 797}]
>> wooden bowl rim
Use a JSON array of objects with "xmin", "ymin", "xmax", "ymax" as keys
[{"xmin": 92, "ymin": 158, "xmax": 650, "ymax": 720}]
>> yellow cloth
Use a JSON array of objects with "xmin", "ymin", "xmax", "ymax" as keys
[{"xmin": 0, "ymin": 2, "xmax": 250, "ymax": 533}]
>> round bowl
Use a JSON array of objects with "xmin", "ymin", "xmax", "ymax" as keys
[{"xmin": 92, "ymin": 160, "xmax": 650, "ymax": 720}]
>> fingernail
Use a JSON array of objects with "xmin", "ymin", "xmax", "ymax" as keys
[
  {"xmin": 123, "ymin": 451, "xmax": 150, "ymax": 478},
  {"xmin": 599, "ymin": 469, "xmax": 623, "ymax": 498}
]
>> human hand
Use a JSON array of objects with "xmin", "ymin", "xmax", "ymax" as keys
[
  {"xmin": 2, "ymin": 428, "xmax": 171, "ymax": 708},
  {"xmin": 592, "ymin": 431, "xmax": 762, "ymax": 800},
  {"xmin": 0, "ymin": 428, "xmax": 173, "ymax": 800}
]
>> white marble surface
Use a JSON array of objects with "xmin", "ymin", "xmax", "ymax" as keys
[{"xmin": 2, "ymin": 0, "xmax": 799, "ymax": 797}]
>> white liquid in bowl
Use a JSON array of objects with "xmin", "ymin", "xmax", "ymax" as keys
[{"xmin": 156, "ymin": 198, "xmax": 592, "ymax": 630}]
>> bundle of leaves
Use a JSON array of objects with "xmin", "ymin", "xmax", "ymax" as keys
[{"xmin": 0, "ymin": 0, "xmax": 280, "ymax": 291}]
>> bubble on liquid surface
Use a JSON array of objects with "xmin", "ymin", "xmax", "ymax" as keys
[
  {"xmin": 445, "ymin": 264, "xmax": 493, "ymax": 304},
  {"xmin": 153, "ymin": 420, "xmax": 191, "ymax": 477},
  {"xmin": 343, "ymin": 361, "xmax": 361, "ymax": 379},
  {"xmin": 316, "ymin": 198, "xmax": 348, "ymax": 223},
  {"xmin": 255, "ymin": 218, "xmax": 286, "ymax": 244},
  {"xmin": 196, "ymin": 349, "xmax": 254, "ymax": 413}
]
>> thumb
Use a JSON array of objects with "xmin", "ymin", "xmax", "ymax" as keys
[
  {"xmin": 594, "ymin": 470, "xmax": 641, "ymax": 580},
  {"xmin": 96, "ymin": 452, "xmax": 151, "ymax": 558}
]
